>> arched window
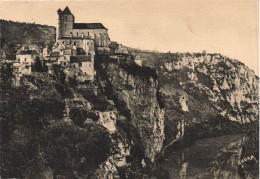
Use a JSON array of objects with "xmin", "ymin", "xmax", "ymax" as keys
[{"xmin": 77, "ymin": 32, "xmax": 78, "ymax": 37}]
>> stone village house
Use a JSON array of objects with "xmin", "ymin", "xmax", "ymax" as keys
[{"xmin": 16, "ymin": 45, "xmax": 41, "ymax": 75}]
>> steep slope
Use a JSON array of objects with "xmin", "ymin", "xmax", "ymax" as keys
[
  {"xmin": 96, "ymin": 58, "xmax": 165, "ymax": 164},
  {"xmin": 1, "ymin": 39, "xmax": 258, "ymax": 178},
  {"xmin": 0, "ymin": 59, "xmax": 165, "ymax": 178},
  {"xmin": 141, "ymin": 52, "xmax": 258, "ymax": 148},
  {"xmin": 0, "ymin": 20, "xmax": 56, "ymax": 59}
]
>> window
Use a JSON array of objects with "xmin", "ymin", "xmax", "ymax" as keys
[
  {"xmin": 88, "ymin": 32, "xmax": 89, "ymax": 36},
  {"xmin": 24, "ymin": 58, "xmax": 27, "ymax": 62},
  {"xmin": 74, "ymin": 65, "xmax": 76, "ymax": 68},
  {"xmin": 56, "ymin": 58, "xmax": 58, "ymax": 61},
  {"xmin": 87, "ymin": 42, "xmax": 89, "ymax": 45},
  {"xmin": 79, "ymin": 63, "xmax": 82, "ymax": 67},
  {"xmin": 66, "ymin": 16, "xmax": 67, "ymax": 21},
  {"xmin": 77, "ymin": 32, "xmax": 78, "ymax": 36},
  {"xmin": 74, "ymin": 42, "xmax": 76, "ymax": 45},
  {"xmin": 89, "ymin": 64, "xmax": 91, "ymax": 67}
]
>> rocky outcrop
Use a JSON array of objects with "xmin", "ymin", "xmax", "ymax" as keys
[
  {"xmin": 97, "ymin": 62, "xmax": 165, "ymax": 163},
  {"xmin": 152, "ymin": 52, "xmax": 259, "ymax": 150},
  {"xmin": 96, "ymin": 111, "xmax": 117, "ymax": 133},
  {"xmin": 94, "ymin": 132, "xmax": 130, "ymax": 179},
  {"xmin": 162, "ymin": 53, "xmax": 258, "ymax": 124}
]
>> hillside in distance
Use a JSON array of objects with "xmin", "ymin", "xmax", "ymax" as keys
[{"xmin": 0, "ymin": 19, "xmax": 56, "ymax": 59}]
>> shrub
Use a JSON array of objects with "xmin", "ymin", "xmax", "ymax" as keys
[
  {"xmin": 41, "ymin": 123, "xmax": 112, "ymax": 177},
  {"xmin": 120, "ymin": 63, "xmax": 157, "ymax": 82},
  {"xmin": 195, "ymin": 71, "xmax": 214, "ymax": 89},
  {"xmin": 70, "ymin": 108, "xmax": 100, "ymax": 126},
  {"xmin": 54, "ymin": 83, "xmax": 74, "ymax": 98},
  {"xmin": 81, "ymin": 92, "xmax": 111, "ymax": 111}
]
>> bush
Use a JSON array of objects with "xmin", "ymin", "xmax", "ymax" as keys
[
  {"xmin": 41, "ymin": 123, "xmax": 112, "ymax": 177},
  {"xmin": 54, "ymin": 83, "xmax": 74, "ymax": 98},
  {"xmin": 195, "ymin": 71, "xmax": 214, "ymax": 89},
  {"xmin": 70, "ymin": 108, "xmax": 99, "ymax": 126},
  {"xmin": 217, "ymin": 61, "xmax": 231, "ymax": 71},
  {"xmin": 120, "ymin": 63, "xmax": 157, "ymax": 82},
  {"xmin": 81, "ymin": 92, "xmax": 111, "ymax": 111}
]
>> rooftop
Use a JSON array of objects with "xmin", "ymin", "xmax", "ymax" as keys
[
  {"xmin": 58, "ymin": 6, "xmax": 73, "ymax": 15},
  {"xmin": 73, "ymin": 23, "xmax": 107, "ymax": 30}
]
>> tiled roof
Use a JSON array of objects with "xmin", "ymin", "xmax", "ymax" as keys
[
  {"xmin": 73, "ymin": 23, "xmax": 107, "ymax": 30},
  {"xmin": 70, "ymin": 55, "xmax": 92, "ymax": 63}
]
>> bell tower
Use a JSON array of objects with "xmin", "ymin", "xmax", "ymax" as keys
[{"xmin": 57, "ymin": 6, "xmax": 74, "ymax": 39}]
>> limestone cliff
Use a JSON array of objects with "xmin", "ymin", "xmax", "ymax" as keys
[
  {"xmin": 148, "ymin": 52, "xmax": 259, "ymax": 147},
  {"xmin": 1, "ymin": 51, "xmax": 258, "ymax": 178},
  {"xmin": 96, "ymin": 60, "xmax": 165, "ymax": 163},
  {"xmin": 162, "ymin": 53, "xmax": 258, "ymax": 123}
]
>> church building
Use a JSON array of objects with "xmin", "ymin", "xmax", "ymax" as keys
[
  {"xmin": 57, "ymin": 6, "xmax": 110, "ymax": 54},
  {"xmin": 45, "ymin": 6, "xmax": 112, "ymax": 82}
]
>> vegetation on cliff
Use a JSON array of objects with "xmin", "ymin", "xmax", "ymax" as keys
[
  {"xmin": 0, "ymin": 20, "xmax": 56, "ymax": 59},
  {"xmin": 0, "ymin": 63, "xmax": 112, "ymax": 178}
]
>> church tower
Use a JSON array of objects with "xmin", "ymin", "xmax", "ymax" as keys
[{"xmin": 57, "ymin": 6, "xmax": 74, "ymax": 39}]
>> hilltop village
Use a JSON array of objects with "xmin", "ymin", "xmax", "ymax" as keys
[
  {"xmin": 0, "ymin": 5, "xmax": 259, "ymax": 179},
  {"xmin": 1, "ymin": 6, "xmax": 139, "ymax": 82}
]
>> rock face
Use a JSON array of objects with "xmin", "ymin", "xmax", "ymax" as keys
[
  {"xmin": 96, "ymin": 111, "xmax": 117, "ymax": 133},
  {"xmin": 2, "ymin": 51, "xmax": 258, "ymax": 178},
  {"xmin": 97, "ymin": 62, "xmax": 165, "ymax": 163},
  {"xmin": 150, "ymin": 52, "xmax": 259, "ymax": 147},
  {"xmin": 162, "ymin": 53, "xmax": 258, "ymax": 121},
  {"xmin": 94, "ymin": 132, "xmax": 130, "ymax": 179}
]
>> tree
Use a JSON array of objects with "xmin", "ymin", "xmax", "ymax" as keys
[
  {"xmin": 41, "ymin": 123, "xmax": 112, "ymax": 177},
  {"xmin": 52, "ymin": 64, "xmax": 66, "ymax": 83},
  {"xmin": 0, "ymin": 63, "xmax": 15, "ymax": 89}
]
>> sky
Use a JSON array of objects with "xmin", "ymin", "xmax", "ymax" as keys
[{"xmin": 0, "ymin": 0, "xmax": 259, "ymax": 74}]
